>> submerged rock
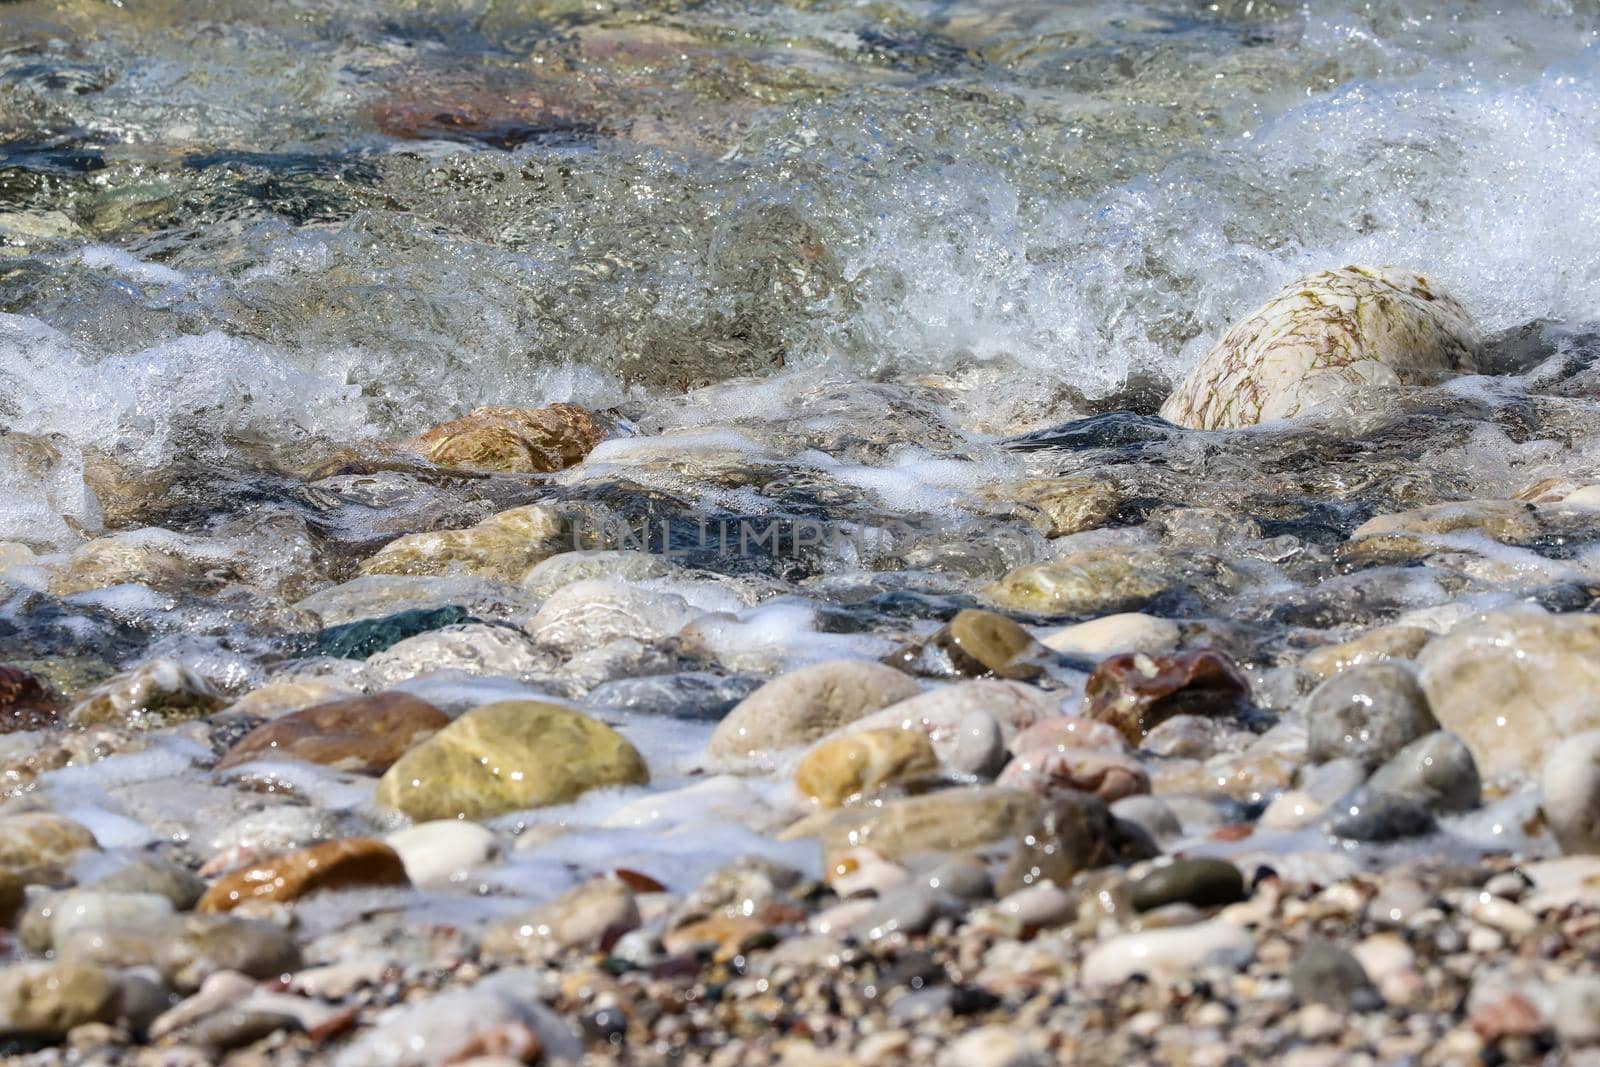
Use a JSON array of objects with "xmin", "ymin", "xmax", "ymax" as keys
[
  {"xmin": 931, "ymin": 608, "xmax": 1051, "ymax": 680},
  {"xmin": 215, "ymin": 692, "xmax": 448, "ymax": 774},
  {"xmin": 377, "ymin": 700, "xmax": 649, "ymax": 820},
  {"xmin": 984, "ymin": 547, "xmax": 1172, "ymax": 617},
  {"xmin": 69, "ymin": 658, "xmax": 225, "ymax": 729},
  {"xmin": 364, "ymin": 623, "xmax": 552, "ymax": 687},
  {"xmin": 358, "ymin": 503, "xmax": 567, "ymax": 581},
  {"xmin": 197, "ymin": 838, "xmax": 410, "ymax": 913},
  {"xmin": 706, "ymin": 660, "xmax": 921, "ymax": 770},
  {"xmin": 795, "ymin": 727, "xmax": 940, "ymax": 807},
  {"xmin": 1159, "ymin": 266, "xmax": 1480, "ymax": 430},
  {"xmin": 410, "ymin": 403, "xmax": 604, "ymax": 473},
  {"xmin": 523, "ymin": 579, "xmax": 699, "ymax": 652},
  {"xmin": 1417, "ymin": 609, "xmax": 1600, "ymax": 778},
  {"xmin": 0, "ymin": 665, "xmax": 59, "ymax": 734},
  {"xmin": 1085, "ymin": 649, "xmax": 1251, "ymax": 745},
  {"xmin": 482, "ymin": 876, "xmax": 639, "ymax": 960}
]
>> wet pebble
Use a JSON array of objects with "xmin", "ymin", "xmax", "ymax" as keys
[
  {"xmin": 1326, "ymin": 788, "xmax": 1438, "ymax": 841},
  {"xmin": 1081, "ymin": 920, "xmax": 1254, "ymax": 986},
  {"xmin": 1542, "ymin": 728, "xmax": 1600, "ymax": 853},
  {"xmin": 1365, "ymin": 730, "xmax": 1480, "ymax": 815},
  {"xmin": 707, "ymin": 659, "xmax": 921, "ymax": 770},
  {"xmin": 1304, "ymin": 662, "xmax": 1438, "ymax": 769},
  {"xmin": 1129, "ymin": 858, "xmax": 1247, "ymax": 912}
]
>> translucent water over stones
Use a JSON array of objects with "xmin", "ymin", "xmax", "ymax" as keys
[{"xmin": 1160, "ymin": 267, "xmax": 1481, "ymax": 430}]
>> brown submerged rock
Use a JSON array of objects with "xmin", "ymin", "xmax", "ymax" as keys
[
  {"xmin": 197, "ymin": 839, "xmax": 409, "ymax": 913},
  {"xmin": 783, "ymin": 785, "xmax": 1044, "ymax": 864},
  {"xmin": 0, "ymin": 812, "xmax": 99, "ymax": 872},
  {"xmin": 1086, "ymin": 649, "xmax": 1251, "ymax": 745},
  {"xmin": 411, "ymin": 403, "xmax": 605, "ymax": 473},
  {"xmin": 0, "ymin": 665, "xmax": 59, "ymax": 734},
  {"xmin": 215, "ymin": 692, "xmax": 449, "ymax": 775},
  {"xmin": 68, "ymin": 659, "xmax": 226, "ymax": 730},
  {"xmin": 932, "ymin": 609, "xmax": 1050, "ymax": 680}
]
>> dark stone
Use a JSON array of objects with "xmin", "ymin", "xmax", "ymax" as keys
[
  {"xmin": 0, "ymin": 665, "xmax": 59, "ymax": 734},
  {"xmin": 291, "ymin": 606, "xmax": 471, "ymax": 660},
  {"xmin": 1325, "ymin": 788, "xmax": 1438, "ymax": 842},
  {"xmin": 1129, "ymin": 858, "xmax": 1248, "ymax": 912}
]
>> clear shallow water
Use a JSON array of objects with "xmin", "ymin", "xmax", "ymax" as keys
[{"xmin": 2, "ymin": 0, "xmax": 1599, "ymax": 547}]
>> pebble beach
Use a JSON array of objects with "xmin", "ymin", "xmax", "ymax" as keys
[{"xmin": 4, "ymin": 1, "xmax": 1600, "ymax": 1065}]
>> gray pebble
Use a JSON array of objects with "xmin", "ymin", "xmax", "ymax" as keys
[
  {"xmin": 1305, "ymin": 662, "xmax": 1437, "ymax": 770},
  {"xmin": 1129, "ymin": 858, "xmax": 1247, "ymax": 912},
  {"xmin": 1367, "ymin": 730, "xmax": 1480, "ymax": 813},
  {"xmin": 1326, "ymin": 789, "xmax": 1437, "ymax": 842},
  {"xmin": 1291, "ymin": 941, "xmax": 1375, "ymax": 1009}
]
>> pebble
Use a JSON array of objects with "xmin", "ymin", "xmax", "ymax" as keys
[
  {"xmin": 0, "ymin": 811, "xmax": 99, "ymax": 872},
  {"xmin": 996, "ymin": 744, "xmax": 1150, "ymax": 802},
  {"xmin": 796, "ymin": 727, "xmax": 940, "ymax": 806},
  {"xmin": 1291, "ymin": 940, "xmax": 1375, "ymax": 1008},
  {"xmin": 1552, "ymin": 977, "xmax": 1600, "ymax": 1044},
  {"xmin": 706, "ymin": 660, "xmax": 921, "ymax": 770},
  {"xmin": 0, "ymin": 664, "xmax": 58, "ymax": 733},
  {"xmin": 24, "ymin": 889, "xmax": 176, "ymax": 954},
  {"xmin": 1542, "ymin": 728, "xmax": 1600, "ymax": 853},
  {"xmin": 786, "ymin": 786, "xmax": 1043, "ymax": 865},
  {"xmin": 999, "ymin": 790, "xmax": 1155, "ymax": 895},
  {"xmin": 1081, "ymin": 920, "xmax": 1255, "ymax": 986},
  {"xmin": 1300, "ymin": 624, "xmax": 1434, "ymax": 680},
  {"xmin": 68, "ymin": 659, "xmax": 225, "ymax": 728},
  {"xmin": 358, "ymin": 503, "xmax": 566, "ymax": 582},
  {"xmin": 1037, "ymin": 612, "xmax": 1180, "ymax": 659},
  {"xmin": 215, "ymin": 691, "xmax": 449, "ymax": 774},
  {"xmin": 1418, "ymin": 609, "xmax": 1600, "ymax": 777},
  {"xmin": 1365, "ymin": 730, "xmax": 1481, "ymax": 813},
  {"xmin": 197, "ymin": 838, "xmax": 409, "ymax": 912},
  {"xmin": 384, "ymin": 820, "xmax": 500, "ymax": 886},
  {"xmin": 377, "ymin": 699, "xmax": 648, "ymax": 820},
  {"xmin": 1158, "ymin": 266, "xmax": 1479, "ymax": 429},
  {"xmin": 1325, "ymin": 789, "xmax": 1438, "ymax": 842},
  {"xmin": 993, "ymin": 882, "xmax": 1075, "ymax": 929},
  {"xmin": 522, "ymin": 579, "xmax": 700, "ymax": 651},
  {"xmin": 984, "ymin": 545, "xmax": 1176, "ymax": 616},
  {"xmin": 937, "ymin": 1024, "xmax": 1045, "ymax": 1067},
  {"xmin": 833, "ymin": 679, "xmax": 1059, "ymax": 774},
  {"xmin": 332, "ymin": 970, "xmax": 582, "ymax": 1066},
  {"xmin": 0, "ymin": 962, "xmax": 118, "ymax": 1038},
  {"xmin": 364, "ymin": 624, "xmax": 552, "ymax": 688},
  {"xmin": 482, "ymin": 876, "xmax": 639, "ymax": 959},
  {"xmin": 1304, "ymin": 662, "xmax": 1438, "ymax": 769},
  {"xmin": 932, "ymin": 609, "xmax": 1050, "ymax": 680},
  {"xmin": 1109, "ymin": 794, "xmax": 1182, "ymax": 843},
  {"xmin": 1129, "ymin": 858, "xmax": 1247, "ymax": 911},
  {"xmin": 1085, "ymin": 649, "xmax": 1251, "ymax": 745}
]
